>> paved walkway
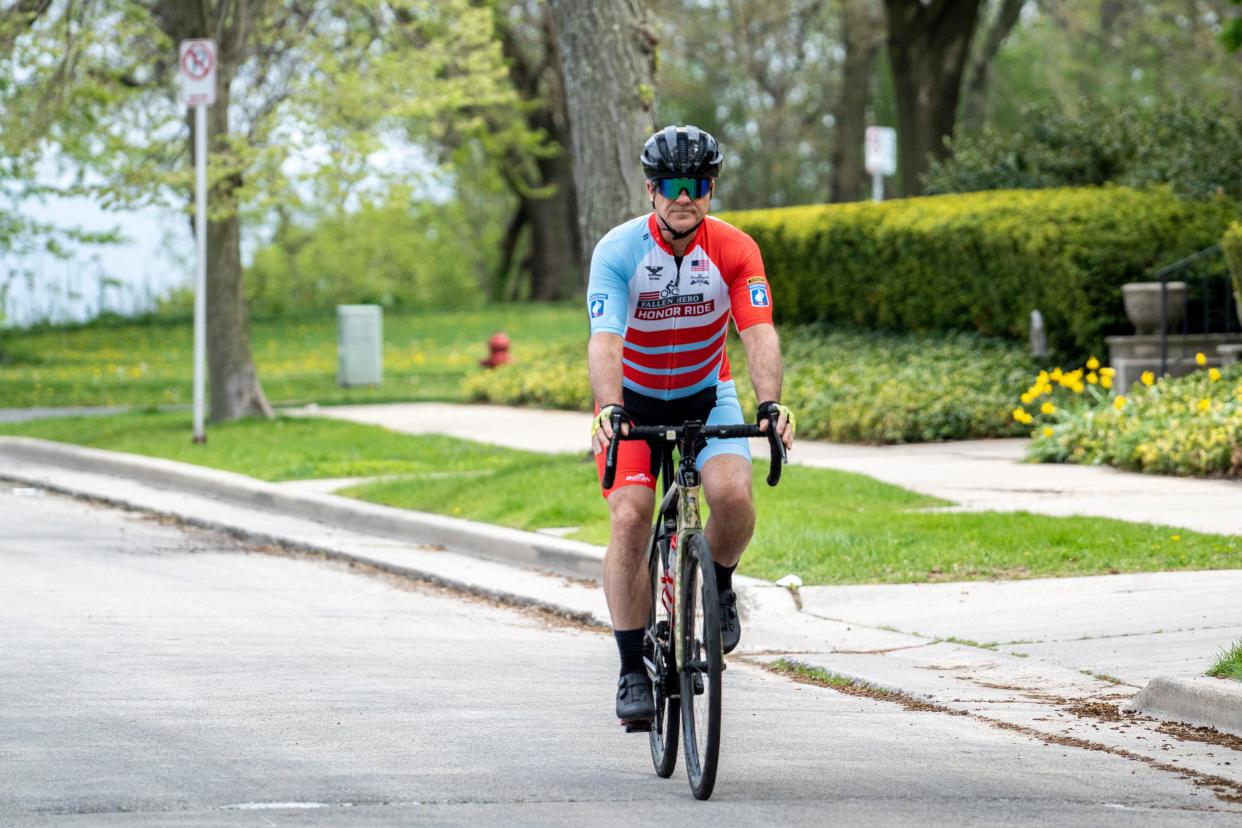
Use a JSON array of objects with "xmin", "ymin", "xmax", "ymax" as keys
[{"xmin": 286, "ymin": 402, "xmax": 1242, "ymax": 536}]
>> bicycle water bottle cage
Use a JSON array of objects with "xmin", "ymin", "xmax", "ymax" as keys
[{"xmin": 678, "ymin": 467, "xmax": 700, "ymax": 488}]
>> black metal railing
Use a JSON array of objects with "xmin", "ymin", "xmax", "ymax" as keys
[{"xmin": 1158, "ymin": 244, "xmax": 1234, "ymax": 375}]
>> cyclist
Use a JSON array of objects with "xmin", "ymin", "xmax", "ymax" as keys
[{"xmin": 587, "ymin": 124, "xmax": 795, "ymax": 727}]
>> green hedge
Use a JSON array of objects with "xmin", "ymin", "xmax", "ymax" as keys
[{"xmin": 721, "ymin": 187, "xmax": 1238, "ymax": 357}]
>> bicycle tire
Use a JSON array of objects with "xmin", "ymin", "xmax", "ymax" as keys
[
  {"xmin": 646, "ymin": 534, "xmax": 679, "ymax": 777},
  {"xmin": 678, "ymin": 532, "xmax": 722, "ymax": 800}
]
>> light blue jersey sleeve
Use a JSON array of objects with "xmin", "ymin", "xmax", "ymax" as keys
[{"xmin": 586, "ymin": 219, "xmax": 643, "ymax": 337}]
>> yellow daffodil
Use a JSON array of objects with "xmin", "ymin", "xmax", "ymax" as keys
[
  {"xmin": 1042, "ymin": 427, "xmax": 1054, "ymax": 438},
  {"xmin": 1041, "ymin": 402, "xmax": 1055, "ymax": 415},
  {"xmin": 1209, "ymin": 368, "xmax": 1221, "ymax": 382},
  {"xmin": 1141, "ymin": 371, "xmax": 1155, "ymax": 387},
  {"xmin": 1197, "ymin": 398, "xmax": 1211, "ymax": 412},
  {"xmin": 1086, "ymin": 356, "xmax": 1099, "ymax": 370},
  {"xmin": 1087, "ymin": 372, "xmax": 1098, "ymax": 385},
  {"xmin": 1195, "ymin": 352, "xmax": 1207, "ymax": 366},
  {"xmin": 1113, "ymin": 395, "xmax": 1127, "ymax": 410}
]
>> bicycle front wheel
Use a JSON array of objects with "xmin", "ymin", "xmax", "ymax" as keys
[
  {"xmin": 646, "ymin": 534, "xmax": 679, "ymax": 778},
  {"xmin": 678, "ymin": 532, "xmax": 722, "ymax": 800}
]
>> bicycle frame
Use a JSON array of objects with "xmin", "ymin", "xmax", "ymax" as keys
[{"xmin": 650, "ymin": 427, "xmax": 707, "ymax": 673}]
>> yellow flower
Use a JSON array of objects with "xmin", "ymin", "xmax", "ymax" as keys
[
  {"xmin": 1042, "ymin": 427, "xmax": 1054, "ymax": 438},
  {"xmin": 1141, "ymin": 371, "xmax": 1155, "ymax": 387},
  {"xmin": 1037, "ymin": 371, "xmax": 1050, "ymax": 383},
  {"xmin": 1050, "ymin": 367, "xmax": 1063, "ymax": 382},
  {"xmin": 1209, "ymin": 368, "xmax": 1221, "ymax": 382},
  {"xmin": 1171, "ymin": 534, "xmax": 1181, "ymax": 542},
  {"xmin": 1086, "ymin": 356, "xmax": 1100, "ymax": 370},
  {"xmin": 1020, "ymin": 393, "xmax": 1033, "ymax": 405},
  {"xmin": 1100, "ymin": 367, "xmax": 1116, "ymax": 378},
  {"xmin": 1113, "ymin": 395, "xmax": 1127, "ymax": 410},
  {"xmin": 1041, "ymin": 402, "xmax": 1055, "ymax": 415},
  {"xmin": 1087, "ymin": 372, "xmax": 1098, "ymax": 385},
  {"xmin": 1012, "ymin": 407, "xmax": 1028, "ymax": 422},
  {"xmin": 1195, "ymin": 352, "xmax": 1207, "ymax": 366},
  {"xmin": 1100, "ymin": 376, "xmax": 1113, "ymax": 390},
  {"xmin": 1197, "ymin": 398, "xmax": 1211, "ymax": 412},
  {"xmin": 1072, "ymin": 382, "xmax": 1085, "ymax": 394}
]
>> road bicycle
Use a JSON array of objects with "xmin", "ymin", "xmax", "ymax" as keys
[{"xmin": 602, "ymin": 412, "xmax": 785, "ymax": 800}]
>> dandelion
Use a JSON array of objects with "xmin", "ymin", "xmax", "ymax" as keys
[
  {"xmin": 1041, "ymin": 402, "xmax": 1055, "ymax": 415},
  {"xmin": 1087, "ymin": 356, "xmax": 1100, "ymax": 370},
  {"xmin": 1209, "ymin": 368, "xmax": 1221, "ymax": 382},
  {"xmin": 1197, "ymin": 398, "xmax": 1211, "ymax": 412},
  {"xmin": 1195, "ymin": 352, "xmax": 1207, "ymax": 366},
  {"xmin": 1141, "ymin": 371, "xmax": 1155, "ymax": 387},
  {"xmin": 1042, "ymin": 427, "xmax": 1054, "ymax": 438},
  {"xmin": 1113, "ymin": 395, "xmax": 1127, "ymax": 410}
]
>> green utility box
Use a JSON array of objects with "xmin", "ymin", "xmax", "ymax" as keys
[{"xmin": 337, "ymin": 304, "xmax": 383, "ymax": 386}]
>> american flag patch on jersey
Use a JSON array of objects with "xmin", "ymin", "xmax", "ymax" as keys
[
  {"xmin": 690, "ymin": 259, "xmax": 710, "ymax": 272},
  {"xmin": 639, "ymin": 290, "xmax": 661, "ymax": 301}
]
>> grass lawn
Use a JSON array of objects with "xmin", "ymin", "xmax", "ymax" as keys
[
  {"xmin": 0, "ymin": 303, "xmax": 581, "ymax": 409},
  {"xmin": 4, "ymin": 411, "xmax": 1239, "ymax": 585},
  {"xmin": 1207, "ymin": 642, "xmax": 1242, "ymax": 681}
]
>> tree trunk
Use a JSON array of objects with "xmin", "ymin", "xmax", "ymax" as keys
[
  {"xmin": 161, "ymin": 0, "xmax": 272, "ymax": 422},
  {"xmin": 960, "ymin": 0, "xmax": 1026, "ymax": 130},
  {"xmin": 525, "ymin": 144, "xmax": 580, "ymax": 300},
  {"xmin": 883, "ymin": 0, "xmax": 984, "ymax": 196},
  {"xmin": 549, "ymin": 0, "xmax": 656, "ymax": 273},
  {"xmin": 829, "ymin": 0, "xmax": 884, "ymax": 203}
]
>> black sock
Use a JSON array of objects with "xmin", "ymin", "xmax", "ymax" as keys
[
  {"xmin": 615, "ymin": 627, "xmax": 646, "ymax": 676},
  {"xmin": 714, "ymin": 561, "xmax": 736, "ymax": 592}
]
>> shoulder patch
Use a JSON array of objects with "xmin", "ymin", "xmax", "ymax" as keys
[
  {"xmin": 589, "ymin": 293, "xmax": 606, "ymax": 318},
  {"xmin": 748, "ymin": 284, "xmax": 769, "ymax": 308}
]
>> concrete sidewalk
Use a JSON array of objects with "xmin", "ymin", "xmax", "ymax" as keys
[{"xmin": 287, "ymin": 402, "xmax": 1242, "ymax": 536}]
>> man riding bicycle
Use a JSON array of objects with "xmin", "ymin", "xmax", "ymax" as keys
[{"xmin": 587, "ymin": 124, "xmax": 795, "ymax": 728}]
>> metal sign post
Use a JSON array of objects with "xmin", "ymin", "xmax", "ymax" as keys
[
  {"xmin": 179, "ymin": 39, "xmax": 217, "ymax": 444},
  {"xmin": 864, "ymin": 126, "xmax": 897, "ymax": 202}
]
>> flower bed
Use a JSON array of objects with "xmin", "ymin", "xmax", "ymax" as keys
[{"xmin": 1021, "ymin": 354, "xmax": 1242, "ymax": 477}]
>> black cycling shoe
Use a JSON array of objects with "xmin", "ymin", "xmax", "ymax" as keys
[
  {"xmin": 720, "ymin": 589, "xmax": 741, "ymax": 654},
  {"xmin": 616, "ymin": 671, "xmax": 655, "ymax": 726}
]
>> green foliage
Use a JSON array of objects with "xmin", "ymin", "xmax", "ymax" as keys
[
  {"xmin": 242, "ymin": 198, "xmax": 491, "ymax": 316},
  {"xmin": 721, "ymin": 187, "xmax": 1239, "ymax": 357},
  {"xmin": 927, "ymin": 101, "xmax": 1242, "ymax": 202},
  {"xmin": 463, "ymin": 327, "xmax": 1034, "ymax": 444},
  {"xmin": 1207, "ymin": 641, "xmax": 1242, "ymax": 681},
  {"xmin": 1024, "ymin": 360, "xmax": 1242, "ymax": 478}
]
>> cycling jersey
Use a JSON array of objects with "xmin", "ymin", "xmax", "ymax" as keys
[{"xmin": 587, "ymin": 213, "xmax": 774, "ymax": 401}]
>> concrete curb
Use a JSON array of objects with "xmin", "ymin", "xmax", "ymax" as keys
[
  {"xmin": 1123, "ymin": 675, "xmax": 1242, "ymax": 737},
  {"xmin": 0, "ymin": 436, "xmax": 604, "ymax": 581}
]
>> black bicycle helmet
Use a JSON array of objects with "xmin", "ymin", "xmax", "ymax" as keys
[{"xmin": 641, "ymin": 125, "xmax": 723, "ymax": 179}]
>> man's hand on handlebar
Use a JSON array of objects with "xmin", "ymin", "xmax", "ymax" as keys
[
  {"xmin": 591, "ymin": 403, "xmax": 632, "ymax": 455},
  {"xmin": 756, "ymin": 401, "xmax": 796, "ymax": 452}
]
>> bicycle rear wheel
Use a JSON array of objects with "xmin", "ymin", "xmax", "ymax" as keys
[
  {"xmin": 646, "ymin": 533, "xmax": 679, "ymax": 777},
  {"xmin": 678, "ymin": 532, "xmax": 722, "ymax": 800}
]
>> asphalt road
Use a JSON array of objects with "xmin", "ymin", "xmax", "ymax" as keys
[{"xmin": 2, "ymin": 485, "xmax": 1239, "ymax": 826}]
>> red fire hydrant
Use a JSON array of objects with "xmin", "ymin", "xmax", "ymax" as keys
[{"xmin": 480, "ymin": 331, "xmax": 512, "ymax": 369}]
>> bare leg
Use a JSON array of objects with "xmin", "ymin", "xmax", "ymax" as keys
[
  {"xmin": 602, "ymin": 485, "xmax": 656, "ymax": 630},
  {"xmin": 701, "ymin": 453, "xmax": 755, "ymax": 568}
]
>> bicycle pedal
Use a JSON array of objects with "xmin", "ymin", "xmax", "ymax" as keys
[
  {"xmin": 622, "ymin": 719, "xmax": 652, "ymax": 733},
  {"xmin": 693, "ymin": 674, "xmax": 704, "ymax": 695}
]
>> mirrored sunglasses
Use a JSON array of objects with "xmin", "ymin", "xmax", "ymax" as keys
[{"xmin": 654, "ymin": 177, "xmax": 712, "ymax": 200}]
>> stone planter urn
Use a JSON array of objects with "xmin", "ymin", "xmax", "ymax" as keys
[{"xmin": 1122, "ymin": 281, "xmax": 1187, "ymax": 335}]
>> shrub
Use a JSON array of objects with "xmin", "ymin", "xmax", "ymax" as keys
[
  {"xmin": 1022, "ymin": 355, "xmax": 1242, "ymax": 478},
  {"xmin": 721, "ymin": 187, "xmax": 1237, "ymax": 357},
  {"xmin": 925, "ymin": 100, "xmax": 1242, "ymax": 203},
  {"xmin": 462, "ymin": 327, "xmax": 1034, "ymax": 444}
]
